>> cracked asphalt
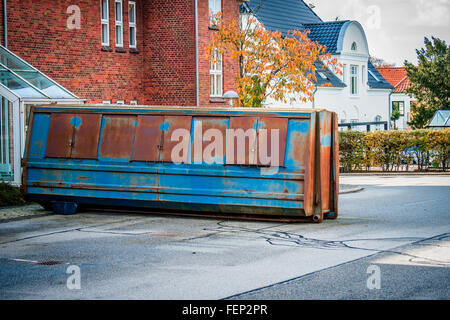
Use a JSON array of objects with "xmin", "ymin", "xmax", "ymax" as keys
[{"xmin": 0, "ymin": 175, "xmax": 449, "ymax": 300}]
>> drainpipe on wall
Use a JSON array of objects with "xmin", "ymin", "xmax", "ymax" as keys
[
  {"xmin": 388, "ymin": 89, "xmax": 393, "ymax": 130},
  {"xmin": 311, "ymin": 86, "xmax": 317, "ymax": 109},
  {"xmin": 195, "ymin": 0, "xmax": 199, "ymax": 107},
  {"xmin": 3, "ymin": 0, "xmax": 7, "ymax": 48}
]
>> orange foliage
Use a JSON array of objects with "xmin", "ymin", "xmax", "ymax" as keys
[{"xmin": 206, "ymin": 13, "xmax": 342, "ymax": 107}]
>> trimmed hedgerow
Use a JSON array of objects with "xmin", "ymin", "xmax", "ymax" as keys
[{"xmin": 339, "ymin": 129, "xmax": 450, "ymax": 172}]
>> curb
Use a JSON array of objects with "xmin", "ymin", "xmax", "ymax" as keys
[
  {"xmin": 339, "ymin": 187, "xmax": 364, "ymax": 194},
  {"xmin": 341, "ymin": 172, "xmax": 449, "ymax": 176}
]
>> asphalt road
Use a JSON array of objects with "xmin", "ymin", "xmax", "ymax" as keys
[{"xmin": 0, "ymin": 175, "xmax": 449, "ymax": 300}]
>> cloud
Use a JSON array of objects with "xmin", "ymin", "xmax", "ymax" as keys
[
  {"xmin": 412, "ymin": 0, "xmax": 449, "ymax": 27},
  {"xmin": 313, "ymin": 0, "xmax": 450, "ymax": 65}
]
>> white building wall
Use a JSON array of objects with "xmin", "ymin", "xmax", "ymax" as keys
[
  {"xmin": 263, "ymin": 21, "xmax": 391, "ymax": 131},
  {"xmin": 390, "ymin": 92, "xmax": 414, "ymax": 130}
]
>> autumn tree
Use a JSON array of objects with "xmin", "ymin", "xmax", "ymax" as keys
[
  {"xmin": 405, "ymin": 37, "xmax": 450, "ymax": 129},
  {"xmin": 206, "ymin": 13, "xmax": 341, "ymax": 108}
]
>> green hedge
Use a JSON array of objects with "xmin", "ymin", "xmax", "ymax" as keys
[
  {"xmin": 0, "ymin": 181, "xmax": 27, "ymax": 207},
  {"xmin": 339, "ymin": 129, "xmax": 450, "ymax": 172}
]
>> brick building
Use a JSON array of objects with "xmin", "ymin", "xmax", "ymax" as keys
[
  {"xmin": 0, "ymin": 0, "xmax": 240, "ymax": 106},
  {"xmin": 0, "ymin": 0, "xmax": 241, "ymax": 184}
]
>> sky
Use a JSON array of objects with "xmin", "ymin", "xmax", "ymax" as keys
[{"xmin": 311, "ymin": 0, "xmax": 450, "ymax": 66}]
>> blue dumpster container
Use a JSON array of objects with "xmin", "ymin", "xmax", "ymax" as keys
[{"xmin": 22, "ymin": 105, "xmax": 339, "ymax": 222}]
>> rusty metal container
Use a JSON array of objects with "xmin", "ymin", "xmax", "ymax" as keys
[{"xmin": 21, "ymin": 105, "xmax": 339, "ymax": 222}]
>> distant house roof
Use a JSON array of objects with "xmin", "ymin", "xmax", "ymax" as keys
[
  {"xmin": 368, "ymin": 62, "xmax": 394, "ymax": 89},
  {"xmin": 376, "ymin": 67, "xmax": 410, "ymax": 92},
  {"xmin": 427, "ymin": 110, "xmax": 450, "ymax": 128},
  {"xmin": 244, "ymin": 0, "xmax": 393, "ymax": 90}
]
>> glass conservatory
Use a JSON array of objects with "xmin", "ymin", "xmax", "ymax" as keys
[{"xmin": 0, "ymin": 45, "xmax": 82, "ymax": 184}]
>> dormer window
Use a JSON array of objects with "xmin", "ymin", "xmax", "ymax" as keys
[{"xmin": 351, "ymin": 42, "xmax": 357, "ymax": 51}]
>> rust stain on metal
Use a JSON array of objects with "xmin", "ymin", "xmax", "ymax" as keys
[
  {"xmin": 132, "ymin": 115, "xmax": 164, "ymax": 162},
  {"xmin": 160, "ymin": 116, "xmax": 192, "ymax": 163},
  {"xmin": 257, "ymin": 117, "xmax": 288, "ymax": 167},
  {"xmin": 45, "ymin": 113, "xmax": 74, "ymax": 158},
  {"xmin": 192, "ymin": 117, "xmax": 228, "ymax": 164},
  {"xmin": 99, "ymin": 115, "xmax": 137, "ymax": 159},
  {"xmin": 70, "ymin": 114, "xmax": 102, "ymax": 159},
  {"xmin": 226, "ymin": 117, "xmax": 258, "ymax": 165}
]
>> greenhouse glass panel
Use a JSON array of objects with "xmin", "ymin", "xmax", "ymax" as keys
[{"xmin": 0, "ymin": 70, "xmax": 47, "ymax": 98}]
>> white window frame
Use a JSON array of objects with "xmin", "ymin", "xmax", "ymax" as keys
[
  {"xmin": 101, "ymin": 0, "xmax": 110, "ymax": 46},
  {"xmin": 129, "ymin": 1, "xmax": 137, "ymax": 48},
  {"xmin": 210, "ymin": 50, "xmax": 223, "ymax": 98},
  {"xmin": 350, "ymin": 65, "xmax": 358, "ymax": 95},
  {"xmin": 361, "ymin": 65, "xmax": 366, "ymax": 85},
  {"xmin": 115, "ymin": 0, "xmax": 123, "ymax": 47},
  {"xmin": 209, "ymin": 0, "xmax": 222, "ymax": 24},
  {"xmin": 342, "ymin": 64, "xmax": 347, "ymax": 84}
]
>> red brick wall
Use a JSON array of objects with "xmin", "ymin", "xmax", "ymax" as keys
[
  {"xmin": 197, "ymin": 0, "xmax": 240, "ymax": 107},
  {"xmin": 5, "ymin": 0, "xmax": 145, "ymax": 104},
  {"xmin": 141, "ymin": 0, "xmax": 196, "ymax": 106},
  {"xmin": 2, "ymin": 0, "xmax": 240, "ymax": 106}
]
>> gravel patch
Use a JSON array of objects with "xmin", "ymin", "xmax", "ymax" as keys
[{"xmin": 0, "ymin": 204, "xmax": 49, "ymax": 222}]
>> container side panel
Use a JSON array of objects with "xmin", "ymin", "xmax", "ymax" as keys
[
  {"xmin": 160, "ymin": 116, "xmax": 192, "ymax": 163},
  {"xmin": 226, "ymin": 117, "xmax": 258, "ymax": 165},
  {"xmin": 45, "ymin": 113, "xmax": 74, "ymax": 158},
  {"xmin": 71, "ymin": 114, "xmax": 102, "ymax": 159},
  {"xmin": 319, "ymin": 112, "xmax": 332, "ymax": 212},
  {"xmin": 303, "ymin": 114, "xmax": 316, "ymax": 216},
  {"xmin": 28, "ymin": 113, "xmax": 51, "ymax": 158},
  {"xmin": 27, "ymin": 167, "xmax": 304, "ymax": 201},
  {"xmin": 192, "ymin": 117, "xmax": 229, "ymax": 165},
  {"xmin": 257, "ymin": 117, "xmax": 288, "ymax": 167},
  {"xmin": 284, "ymin": 119, "xmax": 309, "ymax": 170},
  {"xmin": 132, "ymin": 115, "xmax": 164, "ymax": 162},
  {"xmin": 99, "ymin": 115, "xmax": 137, "ymax": 160},
  {"xmin": 332, "ymin": 112, "xmax": 339, "ymax": 215}
]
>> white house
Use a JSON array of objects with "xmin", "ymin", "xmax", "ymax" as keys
[
  {"xmin": 377, "ymin": 67, "xmax": 415, "ymax": 130},
  {"xmin": 243, "ymin": 0, "xmax": 394, "ymax": 131}
]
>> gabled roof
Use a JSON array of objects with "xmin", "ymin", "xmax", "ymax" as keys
[
  {"xmin": 245, "ymin": 0, "xmax": 393, "ymax": 90},
  {"xmin": 244, "ymin": 0, "xmax": 322, "ymax": 36},
  {"xmin": 376, "ymin": 67, "xmax": 410, "ymax": 92},
  {"xmin": 368, "ymin": 62, "xmax": 394, "ymax": 89},
  {"xmin": 303, "ymin": 21, "xmax": 350, "ymax": 53},
  {"xmin": 427, "ymin": 110, "xmax": 450, "ymax": 128}
]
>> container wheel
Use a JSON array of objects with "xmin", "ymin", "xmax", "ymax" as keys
[{"xmin": 52, "ymin": 202, "xmax": 79, "ymax": 215}]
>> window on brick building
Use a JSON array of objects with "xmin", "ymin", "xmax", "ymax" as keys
[
  {"xmin": 101, "ymin": 0, "xmax": 109, "ymax": 46},
  {"xmin": 129, "ymin": 1, "xmax": 137, "ymax": 48},
  {"xmin": 210, "ymin": 50, "xmax": 223, "ymax": 98},
  {"xmin": 115, "ymin": 0, "xmax": 123, "ymax": 47},
  {"xmin": 209, "ymin": 0, "xmax": 221, "ymax": 25}
]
